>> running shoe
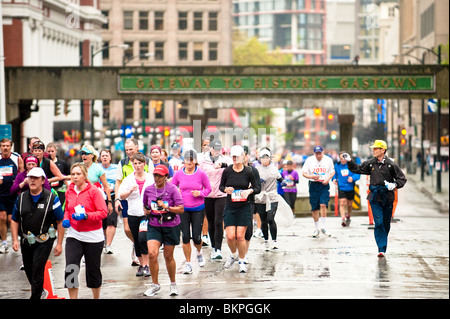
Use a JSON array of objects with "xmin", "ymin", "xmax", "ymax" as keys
[
  {"xmin": 321, "ymin": 228, "xmax": 331, "ymax": 237},
  {"xmin": 104, "ymin": 245, "xmax": 113, "ymax": 254},
  {"xmin": 0, "ymin": 243, "xmax": 8, "ymax": 254},
  {"xmin": 202, "ymin": 235, "xmax": 210, "ymax": 247},
  {"xmin": 131, "ymin": 245, "xmax": 140, "ymax": 266},
  {"xmin": 377, "ymin": 252, "xmax": 385, "ymax": 257},
  {"xmin": 312, "ymin": 229, "xmax": 320, "ymax": 238},
  {"xmin": 212, "ymin": 249, "xmax": 223, "ymax": 261},
  {"xmin": 224, "ymin": 255, "xmax": 237, "ymax": 269},
  {"xmin": 197, "ymin": 252, "xmax": 205, "ymax": 267},
  {"xmin": 169, "ymin": 283, "xmax": 179, "ymax": 296},
  {"xmin": 265, "ymin": 240, "xmax": 270, "ymax": 251},
  {"xmin": 136, "ymin": 265, "xmax": 144, "ymax": 276},
  {"xmin": 239, "ymin": 261, "xmax": 247, "ymax": 273},
  {"xmin": 182, "ymin": 263, "xmax": 193, "ymax": 274},
  {"xmin": 346, "ymin": 217, "xmax": 351, "ymax": 227},
  {"xmin": 341, "ymin": 219, "xmax": 347, "ymax": 227},
  {"xmin": 143, "ymin": 284, "xmax": 161, "ymax": 297},
  {"xmin": 143, "ymin": 265, "xmax": 151, "ymax": 277},
  {"xmin": 272, "ymin": 241, "xmax": 278, "ymax": 250}
]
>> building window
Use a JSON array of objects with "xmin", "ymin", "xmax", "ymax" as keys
[
  {"xmin": 139, "ymin": 11, "xmax": 148, "ymax": 30},
  {"xmin": 420, "ymin": 4, "xmax": 434, "ymax": 39},
  {"xmin": 179, "ymin": 42, "xmax": 188, "ymax": 61},
  {"xmin": 155, "ymin": 11, "xmax": 164, "ymax": 30},
  {"xmin": 124, "ymin": 42, "xmax": 134, "ymax": 64},
  {"xmin": 101, "ymin": 11, "xmax": 109, "ymax": 29},
  {"xmin": 194, "ymin": 42, "xmax": 203, "ymax": 61},
  {"xmin": 209, "ymin": 42, "xmax": 218, "ymax": 61},
  {"xmin": 178, "ymin": 12, "xmax": 188, "ymax": 30},
  {"xmin": 103, "ymin": 41, "xmax": 110, "ymax": 59},
  {"xmin": 155, "ymin": 42, "xmax": 164, "ymax": 61},
  {"xmin": 330, "ymin": 45, "xmax": 351, "ymax": 60},
  {"xmin": 124, "ymin": 100, "xmax": 134, "ymax": 120},
  {"xmin": 139, "ymin": 42, "xmax": 149, "ymax": 59},
  {"xmin": 194, "ymin": 12, "xmax": 203, "ymax": 31},
  {"xmin": 124, "ymin": 11, "xmax": 133, "ymax": 30},
  {"xmin": 208, "ymin": 12, "xmax": 218, "ymax": 31}
]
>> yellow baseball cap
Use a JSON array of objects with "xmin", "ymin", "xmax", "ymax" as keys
[{"xmin": 370, "ymin": 140, "xmax": 387, "ymax": 149}]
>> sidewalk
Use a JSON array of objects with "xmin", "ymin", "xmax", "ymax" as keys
[{"xmin": 407, "ymin": 168, "xmax": 449, "ymax": 212}]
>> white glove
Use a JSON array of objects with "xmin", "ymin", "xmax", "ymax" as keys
[
  {"xmin": 342, "ymin": 153, "xmax": 352, "ymax": 162},
  {"xmin": 384, "ymin": 180, "xmax": 396, "ymax": 191}
]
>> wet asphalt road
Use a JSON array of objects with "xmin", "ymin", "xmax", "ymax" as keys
[{"xmin": 0, "ymin": 179, "xmax": 448, "ymax": 300}]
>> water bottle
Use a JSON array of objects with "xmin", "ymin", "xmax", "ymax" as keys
[
  {"xmin": 27, "ymin": 231, "xmax": 36, "ymax": 245},
  {"xmin": 48, "ymin": 224, "xmax": 56, "ymax": 239}
]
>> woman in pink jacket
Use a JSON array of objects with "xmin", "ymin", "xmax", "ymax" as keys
[
  {"xmin": 199, "ymin": 140, "xmax": 232, "ymax": 260},
  {"xmin": 62, "ymin": 162, "xmax": 108, "ymax": 299}
]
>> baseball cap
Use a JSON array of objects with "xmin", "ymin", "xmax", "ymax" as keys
[
  {"xmin": 153, "ymin": 165, "xmax": 169, "ymax": 176},
  {"xmin": 313, "ymin": 146, "xmax": 324, "ymax": 153},
  {"xmin": 27, "ymin": 167, "xmax": 46, "ymax": 178},
  {"xmin": 259, "ymin": 149, "xmax": 271, "ymax": 158},
  {"xmin": 370, "ymin": 140, "xmax": 387, "ymax": 149},
  {"xmin": 230, "ymin": 145, "xmax": 244, "ymax": 157},
  {"xmin": 210, "ymin": 140, "xmax": 222, "ymax": 151},
  {"xmin": 32, "ymin": 141, "xmax": 45, "ymax": 150},
  {"xmin": 171, "ymin": 142, "xmax": 181, "ymax": 149}
]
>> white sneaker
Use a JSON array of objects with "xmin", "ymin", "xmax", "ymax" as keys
[
  {"xmin": 202, "ymin": 235, "xmax": 210, "ymax": 247},
  {"xmin": 265, "ymin": 240, "xmax": 270, "ymax": 251},
  {"xmin": 224, "ymin": 255, "xmax": 237, "ymax": 269},
  {"xmin": 211, "ymin": 249, "xmax": 223, "ymax": 261},
  {"xmin": 131, "ymin": 245, "xmax": 140, "ymax": 266},
  {"xmin": 239, "ymin": 261, "xmax": 247, "ymax": 273},
  {"xmin": 312, "ymin": 229, "xmax": 320, "ymax": 238},
  {"xmin": 104, "ymin": 245, "xmax": 113, "ymax": 254},
  {"xmin": 321, "ymin": 228, "xmax": 331, "ymax": 237},
  {"xmin": 143, "ymin": 284, "xmax": 161, "ymax": 297},
  {"xmin": 272, "ymin": 241, "xmax": 278, "ymax": 250},
  {"xmin": 0, "ymin": 243, "xmax": 7, "ymax": 254},
  {"xmin": 182, "ymin": 263, "xmax": 193, "ymax": 274},
  {"xmin": 197, "ymin": 252, "xmax": 205, "ymax": 267},
  {"xmin": 169, "ymin": 283, "xmax": 179, "ymax": 296}
]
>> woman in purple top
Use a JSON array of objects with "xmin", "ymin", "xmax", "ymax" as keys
[
  {"xmin": 171, "ymin": 149, "xmax": 211, "ymax": 274},
  {"xmin": 142, "ymin": 165, "xmax": 183, "ymax": 297},
  {"xmin": 281, "ymin": 160, "xmax": 299, "ymax": 214},
  {"xmin": 11, "ymin": 155, "xmax": 51, "ymax": 195}
]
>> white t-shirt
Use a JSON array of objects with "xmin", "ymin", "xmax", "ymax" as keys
[{"xmin": 302, "ymin": 155, "xmax": 335, "ymax": 182}]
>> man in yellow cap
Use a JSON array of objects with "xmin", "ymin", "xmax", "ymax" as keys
[{"xmin": 342, "ymin": 140, "xmax": 407, "ymax": 257}]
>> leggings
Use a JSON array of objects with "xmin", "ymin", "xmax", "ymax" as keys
[
  {"xmin": 255, "ymin": 202, "xmax": 278, "ymax": 241},
  {"xmin": 204, "ymin": 197, "xmax": 226, "ymax": 250},
  {"xmin": 128, "ymin": 215, "xmax": 148, "ymax": 257},
  {"xmin": 180, "ymin": 209, "xmax": 205, "ymax": 245}
]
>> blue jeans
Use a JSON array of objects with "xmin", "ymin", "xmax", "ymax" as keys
[{"xmin": 369, "ymin": 200, "xmax": 393, "ymax": 253}]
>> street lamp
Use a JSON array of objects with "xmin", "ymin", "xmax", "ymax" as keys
[
  {"xmin": 402, "ymin": 44, "xmax": 442, "ymax": 193},
  {"xmin": 88, "ymin": 44, "xmax": 129, "ymax": 146}
]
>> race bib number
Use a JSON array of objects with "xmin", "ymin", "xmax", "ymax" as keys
[
  {"xmin": 139, "ymin": 219, "xmax": 148, "ymax": 232},
  {"xmin": 151, "ymin": 200, "xmax": 169, "ymax": 214},
  {"xmin": 0, "ymin": 166, "xmax": 13, "ymax": 176},
  {"xmin": 231, "ymin": 190, "xmax": 247, "ymax": 202},
  {"xmin": 285, "ymin": 179, "xmax": 294, "ymax": 187},
  {"xmin": 312, "ymin": 167, "xmax": 327, "ymax": 181},
  {"xmin": 341, "ymin": 169, "xmax": 349, "ymax": 177}
]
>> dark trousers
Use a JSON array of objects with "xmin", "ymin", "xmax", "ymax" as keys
[
  {"xmin": 255, "ymin": 202, "xmax": 278, "ymax": 241},
  {"xmin": 128, "ymin": 215, "xmax": 148, "ymax": 257},
  {"xmin": 20, "ymin": 238, "xmax": 55, "ymax": 299},
  {"xmin": 204, "ymin": 197, "xmax": 226, "ymax": 250},
  {"xmin": 64, "ymin": 237, "xmax": 103, "ymax": 289},
  {"xmin": 370, "ymin": 200, "xmax": 394, "ymax": 253}
]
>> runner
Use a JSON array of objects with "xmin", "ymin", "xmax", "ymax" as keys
[
  {"xmin": 171, "ymin": 149, "xmax": 211, "ymax": 273},
  {"xmin": 302, "ymin": 146, "xmax": 335, "ymax": 238},
  {"xmin": 143, "ymin": 165, "xmax": 184, "ymax": 297},
  {"xmin": 220, "ymin": 145, "xmax": 260, "ymax": 273},
  {"xmin": 281, "ymin": 160, "xmax": 299, "ymax": 214},
  {"xmin": 333, "ymin": 151, "xmax": 360, "ymax": 227}
]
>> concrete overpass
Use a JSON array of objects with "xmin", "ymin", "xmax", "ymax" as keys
[{"xmin": 4, "ymin": 64, "xmax": 449, "ymax": 152}]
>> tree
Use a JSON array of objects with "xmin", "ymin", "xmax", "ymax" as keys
[{"xmin": 232, "ymin": 34, "xmax": 292, "ymax": 65}]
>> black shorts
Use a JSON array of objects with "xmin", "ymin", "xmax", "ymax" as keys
[
  {"xmin": 0, "ymin": 195, "xmax": 16, "ymax": 215},
  {"xmin": 338, "ymin": 189, "xmax": 355, "ymax": 200},
  {"xmin": 147, "ymin": 225, "xmax": 180, "ymax": 246},
  {"xmin": 223, "ymin": 203, "xmax": 253, "ymax": 227}
]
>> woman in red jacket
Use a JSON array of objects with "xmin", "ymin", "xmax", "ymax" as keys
[{"xmin": 62, "ymin": 162, "xmax": 108, "ymax": 299}]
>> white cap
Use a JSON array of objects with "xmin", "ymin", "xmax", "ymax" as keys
[
  {"xmin": 27, "ymin": 167, "xmax": 46, "ymax": 178},
  {"xmin": 259, "ymin": 149, "xmax": 271, "ymax": 158},
  {"xmin": 230, "ymin": 145, "xmax": 244, "ymax": 157}
]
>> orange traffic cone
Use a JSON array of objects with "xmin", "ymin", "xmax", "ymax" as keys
[{"xmin": 43, "ymin": 260, "xmax": 64, "ymax": 299}]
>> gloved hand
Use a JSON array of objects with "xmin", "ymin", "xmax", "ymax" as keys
[
  {"xmin": 72, "ymin": 212, "xmax": 87, "ymax": 221},
  {"xmin": 260, "ymin": 179, "xmax": 266, "ymax": 184},
  {"xmin": 280, "ymin": 182, "xmax": 287, "ymax": 188},
  {"xmin": 384, "ymin": 180, "xmax": 396, "ymax": 191},
  {"xmin": 62, "ymin": 219, "xmax": 71, "ymax": 228},
  {"xmin": 342, "ymin": 153, "xmax": 352, "ymax": 162}
]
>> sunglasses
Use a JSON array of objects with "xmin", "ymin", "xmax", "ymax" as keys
[
  {"xmin": 33, "ymin": 146, "xmax": 45, "ymax": 151},
  {"xmin": 80, "ymin": 151, "xmax": 91, "ymax": 156}
]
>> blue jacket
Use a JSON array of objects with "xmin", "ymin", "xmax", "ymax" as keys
[{"xmin": 333, "ymin": 162, "xmax": 360, "ymax": 192}]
